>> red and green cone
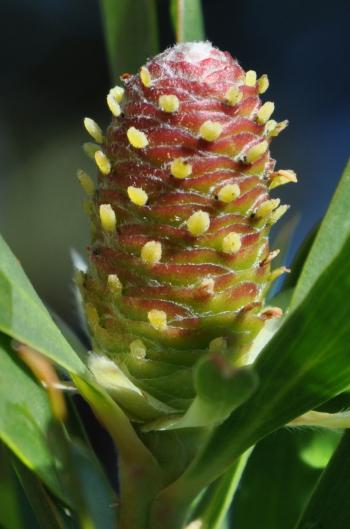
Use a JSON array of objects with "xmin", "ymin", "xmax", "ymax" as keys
[{"xmin": 78, "ymin": 42, "xmax": 296, "ymax": 424}]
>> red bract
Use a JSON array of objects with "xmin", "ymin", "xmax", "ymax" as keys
[{"xmin": 80, "ymin": 42, "xmax": 295, "ymax": 418}]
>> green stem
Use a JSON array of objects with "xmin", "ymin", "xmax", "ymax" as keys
[
  {"xmin": 149, "ymin": 450, "xmax": 251, "ymax": 529},
  {"xmin": 72, "ymin": 375, "xmax": 164, "ymax": 528},
  {"xmin": 197, "ymin": 449, "xmax": 252, "ymax": 529}
]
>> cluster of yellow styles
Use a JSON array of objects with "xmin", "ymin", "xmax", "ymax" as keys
[{"xmin": 77, "ymin": 64, "xmax": 297, "ymax": 336}]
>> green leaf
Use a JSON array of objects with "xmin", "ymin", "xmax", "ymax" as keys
[
  {"xmin": 14, "ymin": 460, "xmax": 68, "ymax": 529},
  {"xmin": 45, "ymin": 425, "xmax": 117, "ymax": 529},
  {"xmin": 295, "ymin": 430, "xmax": 350, "ymax": 529},
  {"xmin": 195, "ymin": 450, "xmax": 252, "ymax": 529},
  {"xmin": 282, "ymin": 224, "xmax": 318, "ymax": 292},
  {"xmin": 0, "ymin": 445, "xmax": 24, "ymax": 529},
  {"xmin": 100, "ymin": 0, "xmax": 159, "ymax": 81},
  {"xmin": 67, "ymin": 443, "xmax": 117, "ymax": 529},
  {"xmin": 232, "ymin": 430, "xmax": 331, "ymax": 529},
  {"xmin": 0, "ymin": 234, "xmax": 87, "ymax": 375},
  {"xmin": 143, "ymin": 357, "xmax": 258, "ymax": 431},
  {"xmin": 153, "ymin": 230, "xmax": 350, "ymax": 517},
  {"xmin": 170, "ymin": 0, "xmax": 205, "ymax": 42},
  {"xmin": 0, "ymin": 334, "xmax": 67, "ymax": 502},
  {"xmin": 292, "ymin": 158, "xmax": 350, "ymax": 307}
]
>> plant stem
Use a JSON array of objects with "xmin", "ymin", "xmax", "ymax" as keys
[
  {"xmin": 196, "ymin": 449, "xmax": 252, "ymax": 529},
  {"xmin": 72, "ymin": 375, "xmax": 164, "ymax": 528}
]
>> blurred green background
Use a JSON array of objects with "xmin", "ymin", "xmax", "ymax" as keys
[{"xmin": 0, "ymin": 0, "xmax": 349, "ymax": 328}]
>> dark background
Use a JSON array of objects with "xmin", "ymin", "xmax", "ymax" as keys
[{"xmin": 0, "ymin": 0, "xmax": 349, "ymax": 328}]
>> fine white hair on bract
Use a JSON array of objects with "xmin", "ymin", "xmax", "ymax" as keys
[{"xmin": 158, "ymin": 41, "xmax": 216, "ymax": 64}]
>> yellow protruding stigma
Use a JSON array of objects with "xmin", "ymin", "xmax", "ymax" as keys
[
  {"xmin": 84, "ymin": 117, "xmax": 104, "ymax": 144},
  {"xmin": 218, "ymin": 183, "xmax": 240, "ymax": 203},
  {"xmin": 255, "ymin": 198, "xmax": 280, "ymax": 219},
  {"xmin": 77, "ymin": 169, "xmax": 95, "ymax": 196},
  {"xmin": 127, "ymin": 127, "xmax": 149, "ymax": 149},
  {"xmin": 107, "ymin": 274, "xmax": 122, "ymax": 293},
  {"xmin": 109, "ymin": 85, "xmax": 124, "ymax": 102},
  {"xmin": 99, "ymin": 204, "xmax": 116, "ymax": 232},
  {"xmin": 209, "ymin": 336, "xmax": 227, "ymax": 353},
  {"xmin": 170, "ymin": 158, "xmax": 192, "ymax": 179},
  {"xmin": 107, "ymin": 93, "xmax": 121, "ymax": 117},
  {"xmin": 257, "ymin": 74, "xmax": 269, "ymax": 94},
  {"xmin": 127, "ymin": 186, "xmax": 148, "ymax": 206},
  {"xmin": 148, "ymin": 309, "xmax": 167, "ymax": 331},
  {"xmin": 245, "ymin": 70, "xmax": 257, "ymax": 87},
  {"xmin": 260, "ymin": 306, "xmax": 283, "ymax": 320},
  {"xmin": 260, "ymin": 248, "xmax": 280, "ymax": 266},
  {"xmin": 83, "ymin": 142, "xmax": 99, "ymax": 159},
  {"xmin": 140, "ymin": 66, "xmax": 152, "ymax": 87},
  {"xmin": 245, "ymin": 140, "xmax": 269, "ymax": 164},
  {"xmin": 269, "ymin": 205, "xmax": 290, "ymax": 224},
  {"xmin": 187, "ymin": 210, "xmax": 210, "ymax": 236},
  {"xmin": 264, "ymin": 119, "xmax": 278, "ymax": 136},
  {"xmin": 129, "ymin": 339, "xmax": 146, "ymax": 359},
  {"xmin": 222, "ymin": 232, "xmax": 242, "ymax": 254},
  {"xmin": 141, "ymin": 241, "xmax": 162, "ymax": 265},
  {"xmin": 159, "ymin": 94, "xmax": 180, "ymax": 113},
  {"xmin": 95, "ymin": 150, "xmax": 111, "ymax": 175},
  {"xmin": 225, "ymin": 86, "xmax": 243, "ymax": 106},
  {"xmin": 199, "ymin": 120, "xmax": 223, "ymax": 142},
  {"xmin": 257, "ymin": 102, "xmax": 275, "ymax": 124},
  {"xmin": 269, "ymin": 267, "xmax": 290, "ymax": 282},
  {"xmin": 270, "ymin": 120, "xmax": 289, "ymax": 137},
  {"xmin": 269, "ymin": 169, "xmax": 298, "ymax": 189}
]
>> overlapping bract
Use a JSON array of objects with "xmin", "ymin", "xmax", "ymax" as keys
[{"xmin": 80, "ymin": 42, "xmax": 294, "ymax": 419}]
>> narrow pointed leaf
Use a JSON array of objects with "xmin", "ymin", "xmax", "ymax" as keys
[
  {"xmin": 100, "ymin": 0, "xmax": 159, "ymax": 81},
  {"xmin": 0, "ymin": 234, "xmax": 87, "ymax": 375},
  {"xmin": 0, "ymin": 334, "xmax": 67, "ymax": 502},
  {"xmin": 154, "ymin": 231, "xmax": 350, "ymax": 512},
  {"xmin": 295, "ymin": 430, "xmax": 350, "ymax": 529},
  {"xmin": 170, "ymin": 0, "xmax": 205, "ymax": 42},
  {"xmin": 0, "ymin": 445, "xmax": 24, "ymax": 529},
  {"xmin": 45, "ymin": 426, "xmax": 117, "ymax": 529},
  {"xmin": 292, "ymin": 158, "xmax": 350, "ymax": 306},
  {"xmin": 232, "ymin": 430, "xmax": 337, "ymax": 529},
  {"xmin": 14, "ymin": 460, "xmax": 68, "ymax": 529},
  {"xmin": 196, "ymin": 450, "xmax": 252, "ymax": 529}
]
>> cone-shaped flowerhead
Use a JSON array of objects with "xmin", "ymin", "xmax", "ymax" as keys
[{"xmin": 79, "ymin": 42, "xmax": 295, "ymax": 419}]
